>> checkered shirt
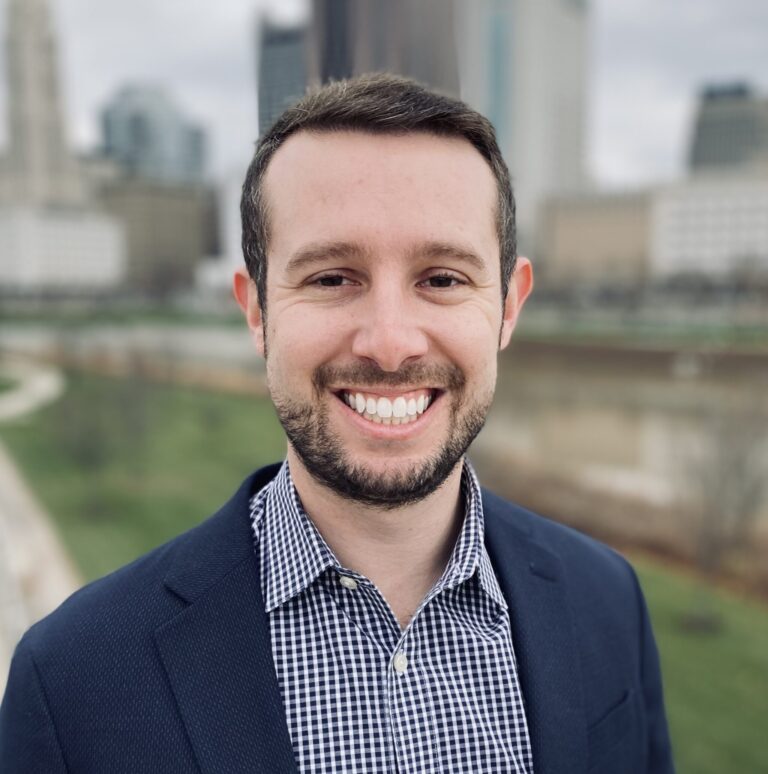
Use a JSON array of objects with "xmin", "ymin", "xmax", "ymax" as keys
[{"xmin": 249, "ymin": 460, "xmax": 534, "ymax": 773}]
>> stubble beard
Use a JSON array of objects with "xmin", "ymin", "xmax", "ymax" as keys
[{"xmin": 269, "ymin": 361, "xmax": 493, "ymax": 509}]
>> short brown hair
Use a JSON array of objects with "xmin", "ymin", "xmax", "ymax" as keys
[{"xmin": 241, "ymin": 73, "xmax": 516, "ymax": 312}]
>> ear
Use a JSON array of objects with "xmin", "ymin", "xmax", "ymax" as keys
[
  {"xmin": 499, "ymin": 256, "xmax": 533, "ymax": 351},
  {"xmin": 233, "ymin": 266, "xmax": 266, "ymax": 357}
]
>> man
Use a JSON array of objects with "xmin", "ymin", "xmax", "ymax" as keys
[{"xmin": 0, "ymin": 75, "xmax": 674, "ymax": 772}]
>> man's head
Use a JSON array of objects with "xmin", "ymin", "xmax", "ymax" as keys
[
  {"xmin": 241, "ymin": 73, "xmax": 517, "ymax": 316},
  {"xmin": 235, "ymin": 74, "xmax": 532, "ymax": 508}
]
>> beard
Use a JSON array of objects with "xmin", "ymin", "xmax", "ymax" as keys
[{"xmin": 269, "ymin": 361, "xmax": 492, "ymax": 509}]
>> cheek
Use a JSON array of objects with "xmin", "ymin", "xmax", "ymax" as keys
[
  {"xmin": 267, "ymin": 311, "xmax": 352, "ymax": 371},
  {"xmin": 435, "ymin": 309, "xmax": 501, "ymax": 364}
]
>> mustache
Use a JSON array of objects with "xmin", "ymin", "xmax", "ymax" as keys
[{"xmin": 313, "ymin": 362, "xmax": 465, "ymax": 393}]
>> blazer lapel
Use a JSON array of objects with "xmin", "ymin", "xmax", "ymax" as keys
[
  {"xmin": 483, "ymin": 490, "xmax": 588, "ymax": 774},
  {"xmin": 155, "ymin": 467, "xmax": 298, "ymax": 774}
]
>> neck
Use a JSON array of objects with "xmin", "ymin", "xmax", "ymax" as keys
[{"xmin": 287, "ymin": 449, "xmax": 466, "ymax": 629}]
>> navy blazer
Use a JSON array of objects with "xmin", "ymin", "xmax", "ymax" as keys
[{"xmin": 0, "ymin": 463, "xmax": 674, "ymax": 773}]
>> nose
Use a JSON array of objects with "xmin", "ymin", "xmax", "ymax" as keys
[{"xmin": 350, "ymin": 282, "xmax": 429, "ymax": 372}]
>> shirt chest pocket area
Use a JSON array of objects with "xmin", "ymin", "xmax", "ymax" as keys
[{"xmin": 586, "ymin": 688, "xmax": 641, "ymax": 773}]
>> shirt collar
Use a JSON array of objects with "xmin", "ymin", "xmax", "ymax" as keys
[
  {"xmin": 250, "ymin": 461, "xmax": 337, "ymax": 612},
  {"xmin": 250, "ymin": 459, "xmax": 507, "ymax": 613}
]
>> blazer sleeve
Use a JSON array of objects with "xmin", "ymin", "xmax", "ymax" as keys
[
  {"xmin": 0, "ymin": 637, "xmax": 68, "ymax": 773},
  {"xmin": 631, "ymin": 565, "xmax": 676, "ymax": 774}
]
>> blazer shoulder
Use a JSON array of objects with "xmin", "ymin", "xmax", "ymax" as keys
[
  {"xmin": 482, "ymin": 486, "xmax": 638, "ymax": 594},
  {"xmin": 18, "ymin": 465, "xmax": 279, "ymax": 670}
]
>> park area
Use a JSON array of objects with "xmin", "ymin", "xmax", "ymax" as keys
[{"xmin": 0, "ymin": 369, "xmax": 766, "ymax": 772}]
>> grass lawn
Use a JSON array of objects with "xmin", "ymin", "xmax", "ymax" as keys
[
  {"xmin": 632, "ymin": 557, "xmax": 768, "ymax": 773},
  {"xmin": 0, "ymin": 371, "xmax": 286, "ymax": 580},
  {"xmin": 1, "ymin": 372, "xmax": 766, "ymax": 772}
]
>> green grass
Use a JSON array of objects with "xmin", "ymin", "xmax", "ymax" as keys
[
  {"xmin": 633, "ymin": 557, "xmax": 768, "ymax": 773},
  {"xmin": 0, "ymin": 372, "xmax": 286, "ymax": 580},
  {"xmin": 1, "ymin": 372, "xmax": 766, "ymax": 771},
  {"xmin": 0, "ymin": 377, "xmax": 15, "ymax": 393}
]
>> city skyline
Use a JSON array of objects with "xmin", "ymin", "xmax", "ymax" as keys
[{"xmin": 0, "ymin": 0, "xmax": 767, "ymax": 187}]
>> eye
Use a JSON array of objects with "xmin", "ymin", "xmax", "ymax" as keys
[
  {"xmin": 311, "ymin": 273, "xmax": 354, "ymax": 287},
  {"xmin": 419, "ymin": 273, "xmax": 466, "ymax": 289}
]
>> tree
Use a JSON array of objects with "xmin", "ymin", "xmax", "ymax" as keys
[{"xmin": 679, "ymin": 387, "xmax": 768, "ymax": 630}]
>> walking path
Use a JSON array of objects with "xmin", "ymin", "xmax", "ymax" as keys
[{"xmin": 0, "ymin": 358, "xmax": 81, "ymax": 697}]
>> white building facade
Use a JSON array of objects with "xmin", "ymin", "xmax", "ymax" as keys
[
  {"xmin": 651, "ymin": 176, "xmax": 768, "ymax": 279},
  {"xmin": 0, "ymin": 207, "xmax": 125, "ymax": 291}
]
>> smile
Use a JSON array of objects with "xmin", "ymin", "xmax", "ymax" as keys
[{"xmin": 337, "ymin": 389, "xmax": 437, "ymax": 425}]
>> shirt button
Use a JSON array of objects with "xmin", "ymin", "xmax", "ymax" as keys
[
  {"xmin": 393, "ymin": 652, "xmax": 408, "ymax": 674},
  {"xmin": 339, "ymin": 575, "xmax": 358, "ymax": 591}
]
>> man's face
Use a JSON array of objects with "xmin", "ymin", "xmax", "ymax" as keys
[{"xmin": 236, "ymin": 130, "xmax": 531, "ymax": 507}]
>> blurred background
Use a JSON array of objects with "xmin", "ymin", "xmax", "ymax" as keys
[{"xmin": 1, "ymin": 0, "xmax": 767, "ymax": 769}]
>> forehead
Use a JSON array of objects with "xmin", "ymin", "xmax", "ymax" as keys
[{"xmin": 261, "ymin": 130, "xmax": 499, "ymax": 262}]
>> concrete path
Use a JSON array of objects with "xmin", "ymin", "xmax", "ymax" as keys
[{"xmin": 0, "ymin": 358, "xmax": 81, "ymax": 697}]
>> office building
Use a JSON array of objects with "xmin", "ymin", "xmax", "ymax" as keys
[
  {"xmin": 689, "ymin": 83, "xmax": 768, "ymax": 175},
  {"xmin": 457, "ymin": 0, "xmax": 589, "ymax": 252},
  {"xmin": 651, "ymin": 176, "xmax": 768, "ymax": 280},
  {"xmin": 101, "ymin": 85, "xmax": 207, "ymax": 185},
  {"xmin": 307, "ymin": 0, "xmax": 460, "ymax": 95},
  {"xmin": 538, "ymin": 191, "xmax": 652, "ymax": 286},
  {"xmin": 1, "ymin": 0, "xmax": 84, "ymax": 205},
  {"xmin": 538, "ymin": 175, "xmax": 768, "ymax": 288},
  {"xmin": 0, "ymin": 0, "xmax": 125, "ymax": 293},
  {"xmin": 258, "ymin": 17, "xmax": 308, "ymax": 136}
]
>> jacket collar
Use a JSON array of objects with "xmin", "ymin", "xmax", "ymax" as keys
[
  {"xmin": 483, "ymin": 487, "xmax": 588, "ymax": 773},
  {"xmin": 156, "ymin": 463, "xmax": 298, "ymax": 774}
]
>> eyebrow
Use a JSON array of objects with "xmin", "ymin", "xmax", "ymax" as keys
[
  {"xmin": 284, "ymin": 242, "xmax": 370, "ymax": 274},
  {"xmin": 409, "ymin": 241, "xmax": 488, "ymax": 272},
  {"xmin": 284, "ymin": 239, "xmax": 488, "ymax": 274}
]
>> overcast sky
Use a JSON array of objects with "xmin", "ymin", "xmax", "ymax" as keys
[{"xmin": 1, "ymin": 0, "xmax": 767, "ymax": 188}]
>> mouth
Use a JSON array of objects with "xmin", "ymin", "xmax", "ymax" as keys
[{"xmin": 335, "ymin": 388, "xmax": 439, "ymax": 425}]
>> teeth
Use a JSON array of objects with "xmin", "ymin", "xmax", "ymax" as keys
[{"xmin": 342, "ymin": 390, "xmax": 434, "ymax": 424}]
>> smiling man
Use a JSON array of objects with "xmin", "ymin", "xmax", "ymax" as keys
[{"xmin": 0, "ymin": 75, "xmax": 674, "ymax": 773}]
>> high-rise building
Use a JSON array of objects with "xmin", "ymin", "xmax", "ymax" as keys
[
  {"xmin": 0, "ymin": 0, "xmax": 125, "ymax": 293},
  {"xmin": 309, "ymin": 0, "xmax": 354, "ymax": 83},
  {"xmin": 258, "ymin": 17, "xmax": 307, "ymax": 136},
  {"xmin": 307, "ymin": 0, "xmax": 460, "ymax": 96},
  {"xmin": 1, "ymin": 0, "xmax": 84, "ymax": 206},
  {"xmin": 457, "ymin": 0, "xmax": 589, "ymax": 252},
  {"xmin": 101, "ymin": 85, "xmax": 207, "ymax": 185},
  {"xmin": 688, "ymin": 83, "xmax": 768, "ymax": 174}
]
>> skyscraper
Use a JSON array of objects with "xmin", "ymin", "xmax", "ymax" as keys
[
  {"xmin": 101, "ymin": 85, "xmax": 207, "ymax": 185},
  {"xmin": 307, "ymin": 0, "xmax": 460, "ymax": 96},
  {"xmin": 457, "ymin": 0, "xmax": 589, "ymax": 251},
  {"xmin": 688, "ymin": 83, "xmax": 768, "ymax": 175},
  {"xmin": 258, "ymin": 16, "xmax": 308, "ymax": 136},
  {"xmin": 0, "ymin": 0, "xmax": 125, "ymax": 293},
  {"xmin": 1, "ymin": 0, "xmax": 84, "ymax": 206}
]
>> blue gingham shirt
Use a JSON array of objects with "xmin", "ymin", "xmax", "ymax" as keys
[{"xmin": 250, "ymin": 461, "xmax": 533, "ymax": 773}]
